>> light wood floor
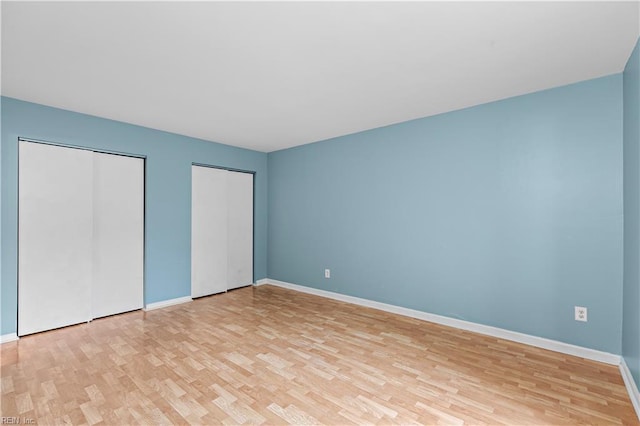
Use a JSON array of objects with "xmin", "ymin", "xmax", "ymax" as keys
[{"xmin": 1, "ymin": 285, "xmax": 637, "ymax": 425}]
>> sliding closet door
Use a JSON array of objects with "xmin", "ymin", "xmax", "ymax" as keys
[
  {"xmin": 18, "ymin": 141, "xmax": 93, "ymax": 336},
  {"xmin": 227, "ymin": 171, "xmax": 253, "ymax": 289},
  {"xmin": 92, "ymin": 153, "xmax": 144, "ymax": 319},
  {"xmin": 19, "ymin": 141, "xmax": 145, "ymax": 336},
  {"xmin": 191, "ymin": 166, "xmax": 228, "ymax": 297}
]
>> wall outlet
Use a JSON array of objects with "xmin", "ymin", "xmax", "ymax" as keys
[
  {"xmin": 324, "ymin": 269, "xmax": 330, "ymax": 278},
  {"xmin": 575, "ymin": 306, "xmax": 588, "ymax": 322}
]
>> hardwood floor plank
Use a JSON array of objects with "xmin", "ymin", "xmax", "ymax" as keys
[{"xmin": 1, "ymin": 285, "xmax": 637, "ymax": 425}]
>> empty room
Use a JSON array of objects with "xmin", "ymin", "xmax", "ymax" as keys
[{"xmin": 1, "ymin": 1, "xmax": 640, "ymax": 424}]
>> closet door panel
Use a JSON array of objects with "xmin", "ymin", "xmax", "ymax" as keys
[
  {"xmin": 227, "ymin": 171, "xmax": 253, "ymax": 289},
  {"xmin": 191, "ymin": 166, "xmax": 228, "ymax": 297},
  {"xmin": 92, "ymin": 153, "xmax": 144, "ymax": 319},
  {"xmin": 18, "ymin": 142, "xmax": 93, "ymax": 336}
]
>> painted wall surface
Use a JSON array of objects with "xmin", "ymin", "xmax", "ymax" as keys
[
  {"xmin": 624, "ymin": 37, "xmax": 640, "ymax": 387},
  {"xmin": 1, "ymin": 97, "xmax": 268, "ymax": 335},
  {"xmin": 268, "ymin": 74, "xmax": 623, "ymax": 354},
  {"xmin": 0, "ymin": 97, "xmax": 3, "ymax": 331}
]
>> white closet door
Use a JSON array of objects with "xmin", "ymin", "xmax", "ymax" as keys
[
  {"xmin": 92, "ymin": 153, "xmax": 144, "ymax": 319},
  {"xmin": 191, "ymin": 166, "xmax": 228, "ymax": 297},
  {"xmin": 18, "ymin": 141, "xmax": 93, "ymax": 336},
  {"xmin": 227, "ymin": 171, "xmax": 253, "ymax": 289}
]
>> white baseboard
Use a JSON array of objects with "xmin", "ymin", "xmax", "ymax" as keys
[
  {"xmin": 255, "ymin": 279, "xmax": 270, "ymax": 286},
  {"xmin": 261, "ymin": 278, "xmax": 621, "ymax": 366},
  {"xmin": 1, "ymin": 333, "xmax": 19, "ymax": 344},
  {"xmin": 144, "ymin": 296, "xmax": 192, "ymax": 311},
  {"xmin": 621, "ymin": 358, "xmax": 640, "ymax": 421}
]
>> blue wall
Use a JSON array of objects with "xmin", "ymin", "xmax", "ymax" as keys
[
  {"xmin": 268, "ymin": 75, "xmax": 623, "ymax": 354},
  {"xmin": 624, "ymin": 37, "xmax": 640, "ymax": 388},
  {"xmin": 1, "ymin": 97, "xmax": 268, "ymax": 335},
  {"xmin": 0, "ymin": 99, "xmax": 3, "ymax": 330},
  {"xmin": 1, "ymin": 74, "xmax": 630, "ymax": 357}
]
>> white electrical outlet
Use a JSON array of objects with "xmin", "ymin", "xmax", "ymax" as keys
[
  {"xmin": 575, "ymin": 306, "xmax": 588, "ymax": 322},
  {"xmin": 324, "ymin": 269, "xmax": 330, "ymax": 278}
]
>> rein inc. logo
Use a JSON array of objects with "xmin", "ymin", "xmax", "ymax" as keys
[{"xmin": 1, "ymin": 418, "xmax": 35, "ymax": 425}]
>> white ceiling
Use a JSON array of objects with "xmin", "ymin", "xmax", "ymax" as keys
[{"xmin": 2, "ymin": 1, "xmax": 639, "ymax": 153}]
